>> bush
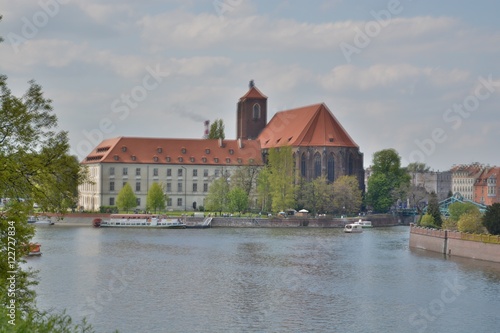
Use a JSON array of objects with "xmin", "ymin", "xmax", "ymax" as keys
[
  {"xmin": 419, "ymin": 213, "xmax": 437, "ymax": 228},
  {"xmin": 99, "ymin": 206, "xmax": 118, "ymax": 213},
  {"xmin": 441, "ymin": 218, "xmax": 458, "ymax": 231},
  {"xmin": 483, "ymin": 203, "xmax": 500, "ymax": 235},
  {"xmin": 457, "ymin": 211, "xmax": 485, "ymax": 234}
]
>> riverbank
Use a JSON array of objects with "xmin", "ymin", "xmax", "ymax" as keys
[
  {"xmin": 409, "ymin": 224, "xmax": 500, "ymax": 263},
  {"xmin": 40, "ymin": 213, "xmax": 400, "ymax": 228}
]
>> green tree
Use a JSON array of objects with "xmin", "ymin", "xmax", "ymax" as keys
[
  {"xmin": 332, "ymin": 175, "xmax": 363, "ymax": 215},
  {"xmin": 116, "ymin": 183, "xmax": 137, "ymax": 213},
  {"xmin": 0, "ymin": 69, "xmax": 87, "ymax": 315},
  {"xmin": 366, "ymin": 149, "xmax": 410, "ymax": 212},
  {"xmin": 268, "ymin": 146, "xmax": 295, "ymax": 212},
  {"xmin": 256, "ymin": 167, "xmax": 272, "ymax": 213},
  {"xmin": 146, "ymin": 182, "xmax": 166, "ymax": 213},
  {"xmin": 205, "ymin": 176, "xmax": 230, "ymax": 214},
  {"xmin": 230, "ymin": 164, "xmax": 261, "ymax": 197},
  {"xmin": 426, "ymin": 191, "xmax": 443, "ymax": 228},
  {"xmin": 406, "ymin": 162, "xmax": 430, "ymax": 173},
  {"xmin": 420, "ymin": 213, "xmax": 437, "ymax": 228},
  {"xmin": 228, "ymin": 187, "xmax": 249, "ymax": 214},
  {"xmin": 482, "ymin": 203, "xmax": 500, "ymax": 235},
  {"xmin": 366, "ymin": 173, "xmax": 393, "ymax": 212},
  {"xmin": 458, "ymin": 211, "xmax": 484, "ymax": 234},
  {"xmin": 448, "ymin": 202, "xmax": 480, "ymax": 222},
  {"xmin": 298, "ymin": 176, "xmax": 333, "ymax": 215},
  {"xmin": 208, "ymin": 119, "xmax": 225, "ymax": 139}
]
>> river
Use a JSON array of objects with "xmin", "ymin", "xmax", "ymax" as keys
[{"xmin": 26, "ymin": 225, "xmax": 500, "ymax": 333}]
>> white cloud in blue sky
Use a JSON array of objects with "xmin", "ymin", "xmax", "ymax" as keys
[{"xmin": 1, "ymin": 0, "xmax": 499, "ymax": 170}]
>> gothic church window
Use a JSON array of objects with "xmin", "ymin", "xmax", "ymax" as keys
[
  {"xmin": 301, "ymin": 153, "xmax": 307, "ymax": 178},
  {"xmin": 314, "ymin": 153, "xmax": 321, "ymax": 178},
  {"xmin": 252, "ymin": 103, "xmax": 261, "ymax": 119},
  {"xmin": 328, "ymin": 154, "xmax": 335, "ymax": 183}
]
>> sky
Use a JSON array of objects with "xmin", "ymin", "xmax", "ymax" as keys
[{"xmin": 1, "ymin": 0, "xmax": 499, "ymax": 171}]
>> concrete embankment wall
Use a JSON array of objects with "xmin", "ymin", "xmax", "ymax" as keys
[
  {"xmin": 409, "ymin": 224, "xmax": 500, "ymax": 263},
  {"xmin": 211, "ymin": 214, "xmax": 398, "ymax": 228},
  {"xmin": 42, "ymin": 213, "xmax": 398, "ymax": 228}
]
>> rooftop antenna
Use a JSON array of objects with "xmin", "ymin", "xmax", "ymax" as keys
[
  {"xmin": 249, "ymin": 80, "xmax": 255, "ymax": 88},
  {"xmin": 203, "ymin": 120, "xmax": 210, "ymax": 139}
]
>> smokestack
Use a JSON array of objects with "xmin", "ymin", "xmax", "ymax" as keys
[
  {"xmin": 249, "ymin": 80, "xmax": 255, "ymax": 88},
  {"xmin": 203, "ymin": 120, "xmax": 210, "ymax": 139}
]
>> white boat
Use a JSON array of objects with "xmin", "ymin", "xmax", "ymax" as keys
[
  {"xmin": 344, "ymin": 223, "xmax": 363, "ymax": 233},
  {"xmin": 354, "ymin": 219, "xmax": 372, "ymax": 228},
  {"xmin": 94, "ymin": 214, "xmax": 186, "ymax": 229},
  {"xmin": 27, "ymin": 216, "xmax": 54, "ymax": 225}
]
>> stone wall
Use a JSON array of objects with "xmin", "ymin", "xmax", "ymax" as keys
[{"xmin": 409, "ymin": 224, "xmax": 500, "ymax": 263}]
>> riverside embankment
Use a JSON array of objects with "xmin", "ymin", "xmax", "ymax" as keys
[
  {"xmin": 409, "ymin": 224, "xmax": 500, "ymax": 263},
  {"xmin": 41, "ymin": 213, "xmax": 399, "ymax": 227}
]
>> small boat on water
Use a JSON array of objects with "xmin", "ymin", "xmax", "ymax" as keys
[
  {"xmin": 344, "ymin": 223, "xmax": 363, "ymax": 233},
  {"xmin": 354, "ymin": 219, "xmax": 372, "ymax": 228},
  {"xmin": 26, "ymin": 243, "xmax": 42, "ymax": 256},
  {"xmin": 27, "ymin": 216, "xmax": 54, "ymax": 225},
  {"xmin": 93, "ymin": 214, "xmax": 186, "ymax": 229}
]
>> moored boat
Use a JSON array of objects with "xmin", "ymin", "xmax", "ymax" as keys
[
  {"xmin": 27, "ymin": 216, "xmax": 54, "ymax": 225},
  {"xmin": 27, "ymin": 243, "xmax": 42, "ymax": 256},
  {"xmin": 95, "ymin": 214, "xmax": 186, "ymax": 229},
  {"xmin": 344, "ymin": 223, "xmax": 363, "ymax": 233},
  {"xmin": 354, "ymin": 219, "xmax": 372, "ymax": 228}
]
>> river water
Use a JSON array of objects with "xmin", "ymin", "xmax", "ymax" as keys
[{"xmin": 26, "ymin": 225, "xmax": 500, "ymax": 333}]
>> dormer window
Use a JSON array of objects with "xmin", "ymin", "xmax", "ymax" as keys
[
  {"xmin": 229, "ymin": 149, "xmax": 234, "ymax": 155},
  {"xmin": 122, "ymin": 146, "xmax": 127, "ymax": 152},
  {"xmin": 131, "ymin": 155, "xmax": 136, "ymax": 161},
  {"xmin": 157, "ymin": 147, "xmax": 162, "ymax": 153},
  {"xmin": 205, "ymin": 148, "xmax": 210, "ymax": 154},
  {"xmin": 181, "ymin": 147, "xmax": 187, "ymax": 154}
]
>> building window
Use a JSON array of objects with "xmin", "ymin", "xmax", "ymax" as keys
[
  {"xmin": 136, "ymin": 198, "xmax": 141, "ymax": 206},
  {"xmin": 178, "ymin": 169, "xmax": 183, "ymax": 177},
  {"xmin": 314, "ymin": 153, "xmax": 321, "ymax": 178},
  {"xmin": 205, "ymin": 149, "xmax": 210, "ymax": 154},
  {"xmin": 136, "ymin": 182, "xmax": 141, "ymax": 192},
  {"xmin": 167, "ymin": 198, "xmax": 172, "ymax": 206},
  {"xmin": 327, "ymin": 154, "xmax": 335, "ymax": 183},
  {"xmin": 203, "ymin": 183, "xmax": 208, "ymax": 192},
  {"xmin": 301, "ymin": 153, "xmax": 307, "ymax": 178},
  {"xmin": 253, "ymin": 103, "xmax": 261, "ymax": 119},
  {"xmin": 178, "ymin": 182, "xmax": 182, "ymax": 192},
  {"xmin": 136, "ymin": 168, "xmax": 141, "ymax": 176},
  {"xmin": 109, "ymin": 167, "xmax": 115, "ymax": 176},
  {"xmin": 177, "ymin": 198, "xmax": 183, "ymax": 207},
  {"xmin": 193, "ymin": 169, "xmax": 198, "ymax": 177},
  {"xmin": 153, "ymin": 168, "xmax": 158, "ymax": 177},
  {"xmin": 229, "ymin": 149, "xmax": 234, "ymax": 155},
  {"xmin": 123, "ymin": 167, "xmax": 128, "ymax": 176},
  {"xmin": 109, "ymin": 197, "xmax": 115, "ymax": 206},
  {"xmin": 110, "ymin": 181, "xmax": 115, "ymax": 191},
  {"xmin": 166, "ymin": 182, "xmax": 171, "ymax": 192},
  {"xmin": 214, "ymin": 158, "xmax": 219, "ymax": 163},
  {"xmin": 204, "ymin": 169, "xmax": 209, "ymax": 177},
  {"xmin": 167, "ymin": 168, "xmax": 171, "ymax": 177},
  {"xmin": 215, "ymin": 169, "xmax": 220, "ymax": 177},
  {"xmin": 123, "ymin": 182, "xmax": 127, "ymax": 188},
  {"xmin": 193, "ymin": 183, "xmax": 198, "ymax": 192}
]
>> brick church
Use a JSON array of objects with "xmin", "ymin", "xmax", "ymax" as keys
[
  {"xmin": 79, "ymin": 81, "xmax": 364, "ymax": 211},
  {"xmin": 237, "ymin": 80, "xmax": 364, "ymax": 190}
]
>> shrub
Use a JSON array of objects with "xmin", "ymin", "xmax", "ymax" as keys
[
  {"xmin": 483, "ymin": 203, "xmax": 500, "ymax": 235},
  {"xmin": 457, "ymin": 211, "xmax": 485, "ymax": 234},
  {"xmin": 420, "ymin": 213, "xmax": 437, "ymax": 228}
]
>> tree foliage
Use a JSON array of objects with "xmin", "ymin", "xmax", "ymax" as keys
[
  {"xmin": 420, "ymin": 213, "xmax": 437, "ymax": 228},
  {"xmin": 482, "ymin": 203, "xmax": 500, "ymax": 235},
  {"xmin": 298, "ymin": 176, "xmax": 333, "ymax": 215},
  {"xmin": 256, "ymin": 167, "xmax": 272, "ymax": 213},
  {"xmin": 448, "ymin": 202, "xmax": 480, "ymax": 222},
  {"xmin": 230, "ymin": 164, "xmax": 261, "ymax": 197},
  {"xmin": 116, "ymin": 183, "xmax": 137, "ymax": 213},
  {"xmin": 457, "ymin": 211, "xmax": 484, "ymax": 234},
  {"xmin": 205, "ymin": 176, "xmax": 230, "ymax": 213},
  {"xmin": 267, "ymin": 146, "xmax": 295, "ymax": 212},
  {"xmin": 146, "ymin": 182, "xmax": 166, "ymax": 213},
  {"xmin": 228, "ymin": 187, "xmax": 249, "ymax": 213},
  {"xmin": 332, "ymin": 175, "xmax": 362, "ymax": 215},
  {"xmin": 366, "ymin": 149, "xmax": 410, "ymax": 212},
  {"xmin": 208, "ymin": 119, "xmax": 225, "ymax": 139},
  {"xmin": 426, "ymin": 192, "xmax": 443, "ymax": 228},
  {"xmin": 0, "ymin": 74, "xmax": 87, "ymax": 316},
  {"xmin": 406, "ymin": 162, "xmax": 431, "ymax": 173}
]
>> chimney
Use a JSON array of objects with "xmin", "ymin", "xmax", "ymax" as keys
[
  {"xmin": 238, "ymin": 138, "xmax": 243, "ymax": 149},
  {"xmin": 218, "ymin": 137, "xmax": 223, "ymax": 147},
  {"xmin": 249, "ymin": 80, "xmax": 255, "ymax": 89}
]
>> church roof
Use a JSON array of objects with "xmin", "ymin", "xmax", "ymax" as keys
[
  {"xmin": 258, "ymin": 103, "xmax": 358, "ymax": 149},
  {"xmin": 81, "ymin": 137, "xmax": 263, "ymax": 165},
  {"xmin": 239, "ymin": 86, "xmax": 268, "ymax": 101}
]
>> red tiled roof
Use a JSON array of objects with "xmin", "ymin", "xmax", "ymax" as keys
[
  {"xmin": 239, "ymin": 86, "xmax": 267, "ymax": 100},
  {"xmin": 257, "ymin": 103, "xmax": 358, "ymax": 149},
  {"xmin": 81, "ymin": 137, "xmax": 263, "ymax": 166}
]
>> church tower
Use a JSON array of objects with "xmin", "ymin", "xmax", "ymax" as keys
[{"xmin": 237, "ymin": 80, "xmax": 267, "ymax": 140}]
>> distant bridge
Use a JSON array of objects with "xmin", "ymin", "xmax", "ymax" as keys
[{"xmin": 423, "ymin": 192, "xmax": 487, "ymax": 217}]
